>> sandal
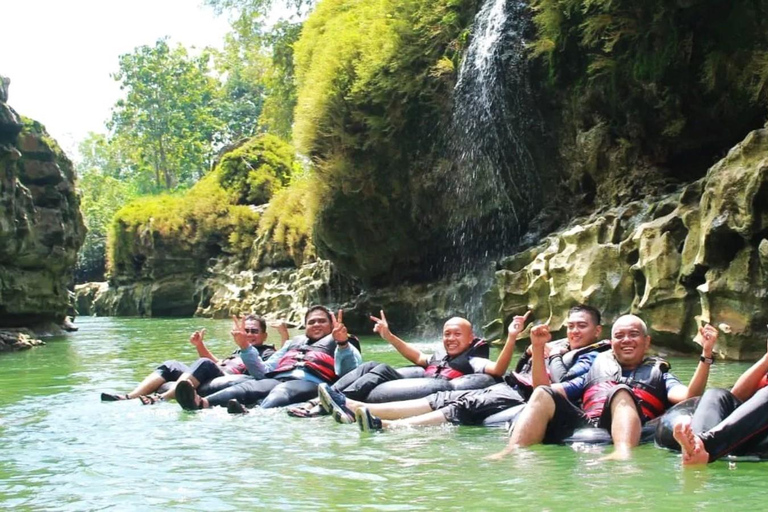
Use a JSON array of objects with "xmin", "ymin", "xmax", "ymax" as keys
[
  {"xmin": 287, "ymin": 402, "xmax": 326, "ymax": 418},
  {"xmin": 101, "ymin": 392, "xmax": 129, "ymax": 402},
  {"xmin": 139, "ymin": 393, "xmax": 164, "ymax": 405},
  {"xmin": 175, "ymin": 380, "xmax": 202, "ymax": 410}
]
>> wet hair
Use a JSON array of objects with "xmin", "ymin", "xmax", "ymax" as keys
[
  {"xmin": 568, "ymin": 304, "xmax": 601, "ymax": 326},
  {"xmin": 244, "ymin": 314, "xmax": 267, "ymax": 332},
  {"xmin": 304, "ymin": 305, "xmax": 333, "ymax": 324}
]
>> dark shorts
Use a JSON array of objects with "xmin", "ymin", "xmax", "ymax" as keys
[
  {"xmin": 155, "ymin": 360, "xmax": 190, "ymax": 382},
  {"xmin": 428, "ymin": 383, "xmax": 526, "ymax": 425},
  {"xmin": 540, "ymin": 384, "xmax": 645, "ymax": 444}
]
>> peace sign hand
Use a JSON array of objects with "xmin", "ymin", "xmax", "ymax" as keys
[
  {"xmin": 231, "ymin": 315, "xmax": 250, "ymax": 349},
  {"xmin": 370, "ymin": 310, "xmax": 392, "ymax": 341},
  {"xmin": 530, "ymin": 323, "xmax": 552, "ymax": 349},
  {"xmin": 699, "ymin": 324, "xmax": 718, "ymax": 356},
  {"xmin": 331, "ymin": 309, "xmax": 349, "ymax": 343}
]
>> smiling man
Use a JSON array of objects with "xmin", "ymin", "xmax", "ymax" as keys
[
  {"xmin": 488, "ymin": 314, "xmax": 718, "ymax": 460},
  {"xmin": 322, "ymin": 305, "xmax": 609, "ymax": 431}
]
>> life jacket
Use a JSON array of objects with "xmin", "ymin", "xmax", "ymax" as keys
[
  {"xmin": 508, "ymin": 339, "xmax": 610, "ymax": 389},
  {"xmin": 221, "ymin": 344, "xmax": 276, "ymax": 375},
  {"xmin": 581, "ymin": 352, "xmax": 671, "ymax": 421},
  {"xmin": 267, "ymin": 334, "xmax": 340, "ymax": 383},
  {"xmin": 423, "ymin": 337, "xmax": 488, "ymax": 380}
]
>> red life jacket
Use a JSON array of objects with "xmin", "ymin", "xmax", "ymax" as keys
[
  {"xmin": 268, "ymin": 335, "xmax": 339, "ymax": 383},
  {"xmin": 581, "ymin": 352, "xmax": 671, "ymax": 421},
  {"xmin": 424, "ymin": 337, "xmax": 487, "ymax": 380}
]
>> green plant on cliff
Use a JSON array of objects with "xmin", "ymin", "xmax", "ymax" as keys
[
  {"xmin": 291, "ymin": 0, "xmax": 477, "ymax": 282},
  {"xmin": 529, "ymin": 0, "xmax": 768, "ymax": 158},
  {"xmin": 107, "ymin": 134, "xmax": 299, "ymax": 280},
  {"xmin": 217, "ymin": 133, "xmax": 300, "ymax": 204}
]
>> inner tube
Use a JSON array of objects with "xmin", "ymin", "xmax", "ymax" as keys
[
  {"xmin": 157, "ymin": 374, "xmax": 251, "ymax": 397},
  {"xmin": 654, "ymin": 396, "xmax": 768, "ymax": 461},
  {"xmin": 366, "ymin": 373, "xmax": 498, "ymax": 403},
  {"xmin": 484, "ymin": 403, "xmax": 656, "ymax": 445}
]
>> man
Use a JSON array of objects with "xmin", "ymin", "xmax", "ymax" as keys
[
  {"xmin": 488, "ymin": 314, "xmax": 718, "ymax": 460},
  {"xmin": 322, "ymin": 305, "xmax": 608, "ymax": 430},
  {"xmin": 313, "ymin": 310, "xmax": 529, "ymax": 424},
  {"xmin": 672, "ymin": 334, "xmax": 768, "ymax": 465},
  {"xmin": 100, "ymin": 314, "xmax": 277, "ymax": 403},
  {"xmin": 175, "ymin": 305, "xmax": 362, "ymax": 411}
]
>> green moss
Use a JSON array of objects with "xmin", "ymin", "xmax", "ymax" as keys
[{"xmin": 216, "ymin": 133, "xmax": 300, "ymax": 205}]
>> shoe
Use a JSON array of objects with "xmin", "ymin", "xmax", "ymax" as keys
[
  {"xmin": 317, "ymin": 383, "xmax": 354, "ymax": 424},
  {"xmin": 100, "ymin": 392, "xmax": 128, "ymax": 402},
  {"xmin": 175, "ymin": 380, "xmax": 202, "ymax": 410},
  {"xmin": 227, "ymin": 399, "xmax": 249, "ymax": 415},
  {"xmin": 355, "ymin": 407, "xmax": 382, "ymax": 433}
]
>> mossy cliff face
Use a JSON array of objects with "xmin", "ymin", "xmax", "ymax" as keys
[
  {"xmin": 84, "ymin": 134, "xmax": 347, "ymax": 321},
  {"xmin": 0, "ymin": 78, "xmax": 85, "ymax": 330},
  {"xmin": 490, "ymin": 128, "xmax": 768, "ymax": 359}
]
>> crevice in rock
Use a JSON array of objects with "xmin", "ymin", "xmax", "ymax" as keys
[{"xmin": 632, "ymin": 267, "xmax": 647, "ymax": 300}]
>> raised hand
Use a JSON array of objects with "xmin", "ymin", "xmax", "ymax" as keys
[
  {"xmin": 331, "ymin": 309, "xmax": 349, "ymax": 343},
  {"xmin": 699, "ymin": 323, "xmax": 718, "ymax": 356},
  {"xmin": 231, "ymin": 315, "xmax": 250, "ymax": 350},
  {"xmin": 530, "ymin": 323, "xmax": 552, "ymax": 350},
  {"xmin": 370, "ymin": 310, "xmax": 393, "ymax": 341},
  {"xmin": 269, "ymin": 319, "xmax": 290, "ymax": 339},
  {"xmin": 189, "ymin": 329, "xmax": 206, "ymax": 347},
  {"xmin": 508, "ymin": 310, "xmax": 532, "ymax": 337}
]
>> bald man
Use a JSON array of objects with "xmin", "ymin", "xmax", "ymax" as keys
[
  {"xmin": 308, "ymin": 312, "xmax": 527, "ymax": 420},
  {"xmin": 489, "ymin": 314, "xmax": 717, "ymax": 460}
]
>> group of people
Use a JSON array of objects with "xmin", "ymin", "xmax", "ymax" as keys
[{"xmin": 101, "ymin": 303, "xmax": 768, "ymax": 465}]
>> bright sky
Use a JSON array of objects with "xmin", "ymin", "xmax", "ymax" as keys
[{"xmin": 0, "ymin": 1, "xmax": 235, "ymax": 160}]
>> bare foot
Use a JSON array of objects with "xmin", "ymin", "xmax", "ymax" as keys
[
  {"xmin": 484, "ymin": 446, "xmax": 516, "ymax": 461},
  {"xmin": 673, "ymin": 417, "xmax": 709, "ymax": 465},
  {"xmin": 599, "ymin": 446, "xmax": 632, "ymax": 461}
]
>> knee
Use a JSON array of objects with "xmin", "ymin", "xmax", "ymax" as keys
[
  {"xmin": 610, "ymin": 389, "xmax": 640, "ymax": 415},
  {"xmin": 529, "ymin": 387, "xmax": 556, "ymax": 409},
  {"xmin": 701, "ymin": 388, "xmax": 731, "ymax": 402}
]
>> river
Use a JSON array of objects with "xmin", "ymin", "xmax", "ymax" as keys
[{"xmin": 0, "ymin": 317, "xmax": 765, "ymax": 510}]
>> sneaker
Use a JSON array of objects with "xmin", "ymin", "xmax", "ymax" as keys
[
  {"xmin": 100, "ymin": 392, "xmax": 128, "ymax": 402},
  {"xmin": 227, "ymin": 399, "xmax": 249, "ymax": 415},
  {"xmin": 175, "ymin": 380, "xmax": 202, "ymax": 411},
  {"xmin": 317, "ymin": 383, "xmax": 354, "ymax": 424},
  {"xmin": 355, "ymin": 407, "xmax": 382, "ymax": 433}
]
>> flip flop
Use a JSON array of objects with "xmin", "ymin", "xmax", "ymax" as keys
[
  {"xmin": 101, "ymin": 392, "xmax": 128, "ymax": 402},
  {"xmin": 139, "ymin": 393, "xmax": 164, "ymax": 405}
]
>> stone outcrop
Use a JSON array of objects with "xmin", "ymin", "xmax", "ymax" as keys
[
  {"xmin": 0, "ymin": 329, "xmax": 45, "ymax": 352},
  {"xmin": 0, "ymin": 76, "xmax": 85, "ymax": 333},
  {"xmin": 490, "ymin": 127, "xmax": 768, "ymax": 359}
]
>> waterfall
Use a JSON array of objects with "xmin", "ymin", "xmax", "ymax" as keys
[{"xmin": 445, "ymin": 0, "xmax": 544, "ymax": 273}]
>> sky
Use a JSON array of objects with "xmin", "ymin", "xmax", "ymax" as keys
[{"xmin": 0, "ymin": 1, "xmax": 242, "ymax": 161}]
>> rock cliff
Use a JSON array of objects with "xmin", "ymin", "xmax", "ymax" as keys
[{"xmin": 0, "ymin": 76, "xmax": 85, "ymax": 335}]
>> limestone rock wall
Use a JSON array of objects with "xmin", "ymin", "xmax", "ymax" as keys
[
  {"xmin": 0, "ymin": 77, "xmax": 85, "ymax": 329},
  {"xmin": 490, "ymin": 128, "xmax": 768, "ymax": 359}
]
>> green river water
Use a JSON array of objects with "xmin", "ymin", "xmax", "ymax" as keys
[{"xmin": 0, "ymin": 316, "xmax": 766, "ymax": 510}]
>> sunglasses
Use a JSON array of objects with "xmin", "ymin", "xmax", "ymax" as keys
[{"xmin": 245, "ymin": 328, "xmax": 262, "ymax": 335}]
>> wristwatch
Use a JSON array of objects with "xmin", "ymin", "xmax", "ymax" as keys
[{"xmin": 700, "ymin": 355, "xmax": 715, "ymax": 365}]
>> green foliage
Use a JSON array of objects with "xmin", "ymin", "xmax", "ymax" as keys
[
  {"xmin": 529, "ymin": 0, "xmax": 768, "ymax": 155},
  {"xmin": 257, "ymin": 173, "xmax": 316, "ymax": 266},
  {"xmin": 215, "ymin": 133, "xmax": 299, "ymax": 205},
  {"xmin": 109, "ymin": 38, "xmax": 223, "ymax": 191},
  {"xmin": 259, "ymin": 20, "xmax": 302, "ymax": 138},
  {"xmin": 107, "ymin": 134, "xmax": 299, "ymax": 280},
  {"xmin": 289, "ymin": 0, "xmax": 476, "ymax": 281}
]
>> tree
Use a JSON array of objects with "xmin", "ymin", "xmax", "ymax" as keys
[{"xmin": 109, "ymin": 39, "xmax": 223, "ymax": 191}]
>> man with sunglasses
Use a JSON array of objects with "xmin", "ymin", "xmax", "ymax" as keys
[
  {"xmin": 100, "ymin": 314, "xmax": 277, "ymax": 404},
  {"xmin": 488, "ymin": 314, "xmax": 718, "ymax": 461}
]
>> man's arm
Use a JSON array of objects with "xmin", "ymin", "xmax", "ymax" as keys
[
  {"xmin": 370, "ymin": 310, "xmax": 428, "ymax": 366},
  {"xmin": 484, "ymin": 312, "xmax": 531, "ymax": 377},
  {"xmin": 240, "ymin": 340, "xmax": 290, "ymax": 379},
  {"xmin": 190, "ymin": 329, "xmax": 218, "ymax": 363},
  {"xmin": 334, "ymin": 341, "xmax": 363, "ymax": 376},
  {"xmin": 667, "ymin": 324, "xmax": 718, "ymax": 404},
  {"xmin": 529, "ymin": 324, "xmax": 553, "ymax": 387},
  {"xmin": 731, "ymin": 339, "xmax": 768, "ymax": 401}
]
